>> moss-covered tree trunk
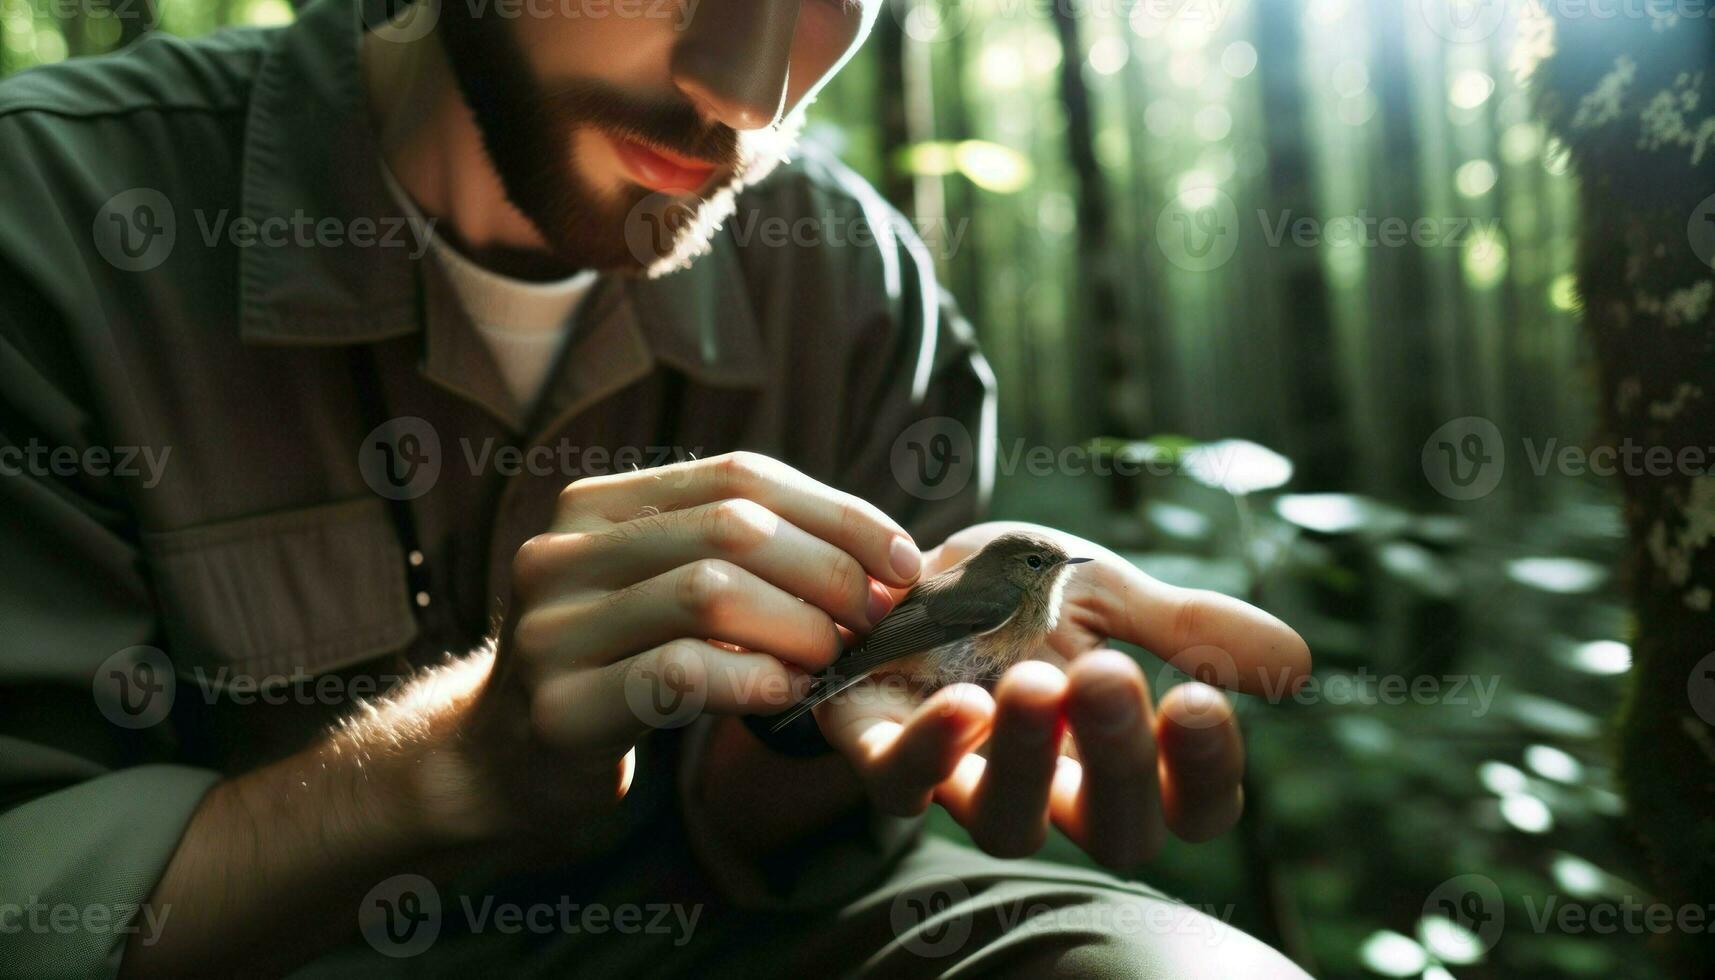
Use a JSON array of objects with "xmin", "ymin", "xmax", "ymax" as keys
[{"xmin": 1532, "ymin": 12, "xmax": 1715, "ymax": 975}]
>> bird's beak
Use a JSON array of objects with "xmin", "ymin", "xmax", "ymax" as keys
[{"xmin": 1065, "ymin": 557, "xmax": 1093, "ymax": 565}]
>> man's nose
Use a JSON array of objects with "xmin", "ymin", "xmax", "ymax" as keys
[{"xmin": 671, "ymin": 0, "xmax": 802, "ymax": 132}]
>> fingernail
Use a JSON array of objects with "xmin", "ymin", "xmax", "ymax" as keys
[
  {"xmin": 890, "ymin": 535, "xmax": 921, "ymax": 582},
  {"xmin": 867, "ymin": 584, "xmax": 892, "ymax": 627}
]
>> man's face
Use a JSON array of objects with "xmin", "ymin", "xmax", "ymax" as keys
[{"xmin": 434, "ymin": 0, "xmax": 879, "ymax": 276}]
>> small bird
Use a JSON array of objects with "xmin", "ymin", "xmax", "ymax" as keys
[{"xmin": 767, "ymin": 532, "xmax": 1092, "ymax": 732}]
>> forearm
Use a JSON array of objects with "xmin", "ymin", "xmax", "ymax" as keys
[{"xmin": 121, "ymin": 651, "xmax": 498, "ymax": 978}]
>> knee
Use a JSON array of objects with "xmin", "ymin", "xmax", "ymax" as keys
[{"xmin": 997, "ymin": 893, "xmax": 1310, "ymax": 980}]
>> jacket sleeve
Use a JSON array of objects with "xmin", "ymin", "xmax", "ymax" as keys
[
  {"xmin": 0, "ymin": 240, "xmax": 218, "ymax": 977},
  {"xmin": 828, "ymin": 183, "xmax": 998, "ymax": 548}
]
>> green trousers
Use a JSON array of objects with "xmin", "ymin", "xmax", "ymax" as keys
[{"xmin": 300, "ymin": 836, "xmax": 1309, "ymax": 979}]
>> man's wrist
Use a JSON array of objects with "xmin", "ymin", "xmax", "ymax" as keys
[{"xmin": 320, "ymin": 648, "xmax": 506, "ymax": 850}]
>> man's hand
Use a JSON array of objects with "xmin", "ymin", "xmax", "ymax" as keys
[
  {"xmin": 812, "ymin": 521, "xmax": 1311, "ymax": 870},
  {"xmin": 122, "ymin": 452, "xmax": 918, "ymax": 976},
  {"xmin": 457, "ymin": 451, "xmax": 923, "ymax": 836}
]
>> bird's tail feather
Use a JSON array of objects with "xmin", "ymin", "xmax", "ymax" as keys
[{"xmin": 769, "ymin": 668, "xmax": 873, "ymax": 732}]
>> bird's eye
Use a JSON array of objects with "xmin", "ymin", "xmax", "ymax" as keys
[{"xmin": 1026, "ymin": 554, "xmax": 1043, "ymax": 569}]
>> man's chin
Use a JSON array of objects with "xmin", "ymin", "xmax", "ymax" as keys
[
  {"xmin": 628, "ymin": 183, "xmax": 744, "ymax": 279},
  {"xmin": 533, "ymin": 116, "xmax": 802, "ymax": 278}
]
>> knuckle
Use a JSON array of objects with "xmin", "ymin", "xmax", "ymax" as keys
[
  {"xmin": 511, "ymin": 532, "xmax": 573, "ymax": 594},
  {"xmin": 556, "ymin": 477, "xmax": 595, "ymax": 514},
  {"xmin": 825, "ymin": 554, "xmax": 868, "ymax": 608},
  {"xmin": 510, "ymin": 609, "xmax": 557, "ymax": 665},
  {"xmin": 701, "ymin": 498, "xmax": 775, "ymax": 554},
  {"xmin": 834, "ymin": 499, "xmax": 867, "ymax": 542},
  {"xmin": 650, "ymin": 640, "xmax": 711, "ymax": 697},
  {"xmin": 677, "ymin": 558, "xmax": 737, "ymax": 619},
  {"xmin": 1170, "ymin": 591, "xmax": 1213, "ymax": 654},
  {"xmin": 711, "ymin": 451, "xmax": 782, "ymax": 497},
  {"xmin": 799, "ymin": 612, "xmax": 841, "ymax": 669}
]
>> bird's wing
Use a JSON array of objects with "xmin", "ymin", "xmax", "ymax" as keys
[
  {"xmin": 836, "ymin": 573, "xmax": 1022, "ymax": 678},
  {"xmin": 768, "ymin": 571, "xmax": 1022, "ymax": 732}
]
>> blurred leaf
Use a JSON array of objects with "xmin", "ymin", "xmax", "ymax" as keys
[
  {"xmin": 1275, "ymin": 493, "xmax": 1409, "ymax": 537},
  {"xmin": 894, "ymin": 139, "xmax": 1033, "ymax": 194},
  {"xmin": 1506, "ymin": 557, "xmax": 1608, "ymax": 594},
  {"xmin": 1358, "ymin": 930, "xmax": 1428, "ymax": 976},
  {"xmin": 1181, "ymin": 438, "xmax": 1294, "ymax": 496}
]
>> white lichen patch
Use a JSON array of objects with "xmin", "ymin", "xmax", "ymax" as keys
[
  {"xmin": 1646, "ymin": 475, "xmax": 1715, "ymax": 587},
  {"xmin": 1634, "ymin": 280, "xmax": 1715, "ymax": 327},
  {"xmin": 1572, "ymin": 56, "xmax": 1636, "ymax": 133},
  {"xmin": 1509, "ymin": 2, "xmax": 1556, "ymax": 86},
  {"xmin": 1649, "ymin": 381, "xmax": 1705, "ymax": 421},
  {"xmin": 1636, "ymin": 71, "xmax": 1715, "ymax": 165}
]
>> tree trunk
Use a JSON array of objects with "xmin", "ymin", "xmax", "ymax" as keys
[{"xmin": 1533, "ymin": 13, "xmax": 1715, "ymax": 976}]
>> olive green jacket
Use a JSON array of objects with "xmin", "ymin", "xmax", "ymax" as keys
[{"xmin": 0, "ymin": 0, "xmax": 993, "ymax": 972}]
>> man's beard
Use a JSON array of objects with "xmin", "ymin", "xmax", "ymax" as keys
[{"xmin": 434, "ymin": 1, "xmax": 803, "ymax": 277}]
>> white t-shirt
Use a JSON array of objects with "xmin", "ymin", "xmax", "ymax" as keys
[{"xmin": 381, "ymin": 163, "xmax": 596, "ymax": 410}]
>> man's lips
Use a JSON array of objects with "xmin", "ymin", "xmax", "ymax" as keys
[{"xmin": 607, "ymin": 135, "xmax": 717, "ymax": 194}]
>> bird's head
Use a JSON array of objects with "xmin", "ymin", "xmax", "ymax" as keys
[{"xmin": 964, "ymin": 532, "xmax": 1093, "ymax": 593}]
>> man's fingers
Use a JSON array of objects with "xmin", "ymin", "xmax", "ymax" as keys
[
  {"xmin": 820, "ymin": 682, "xmax": 994, "ymax": 817},
  {"xmin": 1088, "ymin": 559, "xmax": 1310, "ymax": 698},
  {"xmin": 1155, "ymin": 682, "xmax": 1246, "ymax": 842},
  {"xmin": 967, "ymin": 661, "xmax": 1067, "ymax": 857},
  {"xmin": 1056, "ymin": 650, "xmax": 1164, "ymax": 870},
  {"xmin": 552, "ymin": 452, "xmax": 922, "ymax": 587},
  {"xmin": 930, "ymin": 521, "xmax": 1310, "ymax": 697},
  {"xmin": 516, "ymin": 499, "xmax": 879, "ymax": 631},
  {"xmin": 530, "ymin": 640, "xmax": 796, "ymax": 751},
  {"xmin": 513, "ymin": 558, "xmax": 841, "ymax": 671}
]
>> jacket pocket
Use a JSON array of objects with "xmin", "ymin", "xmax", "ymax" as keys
[{"xmin": 141, "ymin": 497, "xmax": 419, "ymax": 687}]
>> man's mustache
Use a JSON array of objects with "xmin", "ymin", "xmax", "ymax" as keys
[{"xmin": 542, "ymin": 83, "xmax": 741, "ymax": 173}]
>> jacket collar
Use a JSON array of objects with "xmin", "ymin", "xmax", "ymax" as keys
[{"xmin": 236, "ymin": 0, "xmax": 767, "ymax": 415}]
